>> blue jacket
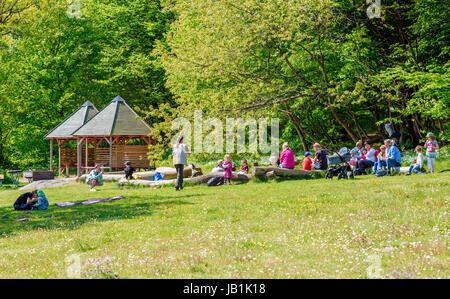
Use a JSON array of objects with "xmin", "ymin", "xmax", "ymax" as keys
[
  {"xmin": 86, "ymin": 170, "xmax": 103, "ymax": 184},
  {"xmin": 34, "ymin": 196, "xmax": 49, "ymax": 210},
  {"xmin": 387, "ymin": 145, "xmax": 401, "ymax": 164}
]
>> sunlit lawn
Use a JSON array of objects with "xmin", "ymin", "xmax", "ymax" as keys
[{"xmin": 0, "ymin": 171, "xmax": 448, "ymax": 278}]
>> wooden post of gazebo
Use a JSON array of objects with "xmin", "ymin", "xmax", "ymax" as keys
[{"xmin": 49, "ymin": 139, "xmax": 53, "ymax": 171}]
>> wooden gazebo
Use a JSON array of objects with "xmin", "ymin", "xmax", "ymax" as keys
[
  {"xmin": 71, "ymin": 96, "xmax": 153, "ymax": 177},
  {"xmin": 45, "ymin": 101, "xmax": 99, "ymax": 176}
]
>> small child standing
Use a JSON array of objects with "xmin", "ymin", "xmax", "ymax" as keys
[
  {"xmin": 303, "ymin": 152, "xmax": 313, "ymax": 171},
  {"xmin": 406, "ymin": 145, "xmax": 424, "ymax": 176},
  {"xmin": 424, "ymin": 133, "xmax": 439, "ymax": 173},
  {"xmin": 223, "ymin": 155, "xmax": 233, "ymax": 185},
  {"xmin": 124, "ymin": 161, "xmax": 136, "ymax": 180}
]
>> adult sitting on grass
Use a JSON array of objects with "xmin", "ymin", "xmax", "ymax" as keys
[
  {"xmin": 86, "ymin": 164, "xmax": 104, "ymax": 192},
  {"xmin": 279, "ymin": 142, "xmax": 295, "ymax": 169},
  {"xmin": 32, "ymin": 190, "xmax": 49, "ymax": 210},
  {"xmin": 378, "ymin": 139, "xmax": 402, "ymax": 175},
  {"xmin": 355, "ymin": 142, "xmax": 377, "ymax": 175},
  {"xmin": 13, "ymin": 190, "xmax": 38, "ymax": 210},
  {"xmin": 313, "ymin": 143, "xmax": 328, "ymax": 170}
]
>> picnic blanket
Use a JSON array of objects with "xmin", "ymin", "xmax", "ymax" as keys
[{"xmin": 55, "ymin": 196, "xmax": 124, "ymax": 207}]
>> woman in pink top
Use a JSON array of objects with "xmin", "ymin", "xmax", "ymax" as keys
[{"xmin": 279, "ymin": 142, "xmax": 295, "ymax": 169}]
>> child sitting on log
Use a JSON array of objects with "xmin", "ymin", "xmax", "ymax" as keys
[
  {"xmin": 124, "ymin": 161, "xmax": 136, "ymax": 180},
  {"xmin": 238, "ymin": 159, "xmax": 249, "ymax": 175},
  {"xmin": 303, "ymin": 152, "xmax": 313, "ymax": 171}
]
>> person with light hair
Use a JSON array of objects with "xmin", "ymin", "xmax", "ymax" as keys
[
  {"xmin": 86, "ymin": 164, "xmax": 104, "ymax": 192},
  {"xmin": 378, "ymin": 139, "xmax": 401, "ymax": 175},
  {"xmin": 313, "ymin": 143, "xmax": 328, "ymax": 170},
  {"xmin": 279, "ymin": 142, "xmax": 295, "ymax": 169},
  {"xmin": 173, "ymin": 135, "xmax": 191, "ymax": 191}
]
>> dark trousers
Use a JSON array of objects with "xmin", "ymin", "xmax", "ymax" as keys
[
  {"xmin": 379, "ymin": 159, "xmax": 401, "ymax": 173},
  {"xmin": 14, "ymin": 203, "xmax": 33, "ymax": 210},
  {"xmin": 175, "ymin": 164, "xmax": 184, "ymax": 190},
  {"xmin": 356, "ymin": 160, "xmax": 374, "ymax": 174},
  {"xmin": 390, "ymin": 132, "xmax": 401, "ymax": 145}
]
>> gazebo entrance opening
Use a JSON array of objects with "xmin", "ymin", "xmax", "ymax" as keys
[{"xmin": 76, "ymin": 136, "xmax": 152, "ymax": 175}]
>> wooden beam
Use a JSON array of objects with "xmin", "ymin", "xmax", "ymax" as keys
[
  {"xmin": 50, "ymin": 139, "xmax": 53, "ymax": 171},
  {"xmin": 58, "ymin": 139, "xmax": 61, "ymax": 176},
  {"xmin": 76, "ymin": 137, "xmax": 84, "ymax": 177},
  {"xmin": 85, "ymin": 138, "xmax": 89, "ymax": 174},
  {"xmin": 106, "ymin": 137, "xmax": 112, "ymax": 172}
]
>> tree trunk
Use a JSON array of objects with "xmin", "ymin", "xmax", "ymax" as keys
[
  {"xmin": 287, "ymin": 113, "xmax": 309, "ymax": 152},
  {"xmin": 328, "ymin": 103, "xmax": 359, "ymax": 143}
]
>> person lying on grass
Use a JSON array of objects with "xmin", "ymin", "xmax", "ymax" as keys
[
  {"xmin": 13, "ymin": 190, "xmax": 38, "ymax": 211},
  {"xmin": 32, "ymin": 190, "xmax": 49, "ymax": 211},
  {"xmin": 86, "ymin": 164, "xmax": 104, "ymax": 192}
]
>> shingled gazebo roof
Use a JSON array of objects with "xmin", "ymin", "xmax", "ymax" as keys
[
  {"xmin": 45, "ymin": 101, "xmax": 99, "ymax": 139},
  {"xmin": 72, "ymin": 96, "xmax": 151, "ymax": 137}
]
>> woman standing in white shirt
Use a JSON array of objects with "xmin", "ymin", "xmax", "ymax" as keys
[{"xmin": 173, "ymin": 136, "xmax": 190, "ymax": 191}]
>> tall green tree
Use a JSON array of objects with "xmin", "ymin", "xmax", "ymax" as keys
[
  {"xmin": 157, "ymin": 0, "xmax": 449, "ymax": 152},
  {"xmin": 0, "ymin": 0, "xmax": 173, "ymax": 169}
]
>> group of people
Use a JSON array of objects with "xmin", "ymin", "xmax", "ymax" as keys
[
  {"xmin": 82, "ymin": 131, "xmax": 440, "ymax": 193},
  {"xmin": 349, "ymin": 132, "xmax": 439, "ymax": 176},
  {"xmin": 13, "ymin": 189, "xmax": 49, "ymax": 211},
  {"xmin": 273, "ymin": 142, "xmax": 328, "ymax": 171},
  {"xmin": 10, "ymin": 132, "xmax": 441, "ymax": 209}
]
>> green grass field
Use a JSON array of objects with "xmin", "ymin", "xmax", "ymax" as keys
[{"xmin": 0, "ymin": 171, "xmax": 448, "ymax": 278}]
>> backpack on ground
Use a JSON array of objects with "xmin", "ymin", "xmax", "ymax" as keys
[
  {"xmin": 375, "ymin": 168, "xmax": 387, "ymax": 177},
  {"xmin": 207, "ymin": 176, "xmax": 224, "ymax": 187}
]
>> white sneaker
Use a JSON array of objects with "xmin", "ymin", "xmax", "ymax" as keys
[{"xmin": 90, "ymin": 188, "xmax": 97, "ymax": 192}]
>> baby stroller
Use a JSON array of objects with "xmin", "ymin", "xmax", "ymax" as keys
[{"xmin": 325, "ymin": 147, "xmax": 354, "ymax": 180}]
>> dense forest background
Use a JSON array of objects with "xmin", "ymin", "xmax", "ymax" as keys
[{"xmin": 0, "ymin": 0, "xmax": 448, "ymax": 170}]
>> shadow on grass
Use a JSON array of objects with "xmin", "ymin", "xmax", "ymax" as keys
[{"xmin": 0, "ymin": 193, "xmax": 201, "ymax": 238}]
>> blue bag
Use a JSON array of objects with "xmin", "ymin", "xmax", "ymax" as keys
[{"xmin": 153, "ymin": 172, "xmax": 164, "ymax": 181}]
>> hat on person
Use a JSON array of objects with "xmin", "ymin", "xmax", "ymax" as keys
[
  {"xmin": 125, "ymin": 161, "xmax": 131, "ymax": 165},
  {"xmin": 426, "ymin": 132, "xmax": 434, "ymax": 138},
  {"xmin": 304, "ymin": 152, "xmax": 312, "ymax": 157},
  {"xmin": 37, "ymin": 190, "xmax": 45, "ymax": 197}
]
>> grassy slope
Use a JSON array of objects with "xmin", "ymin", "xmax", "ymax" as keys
[{"xmin": 0, "ymin": 172, "xmax": 448, "ymax": 278}]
